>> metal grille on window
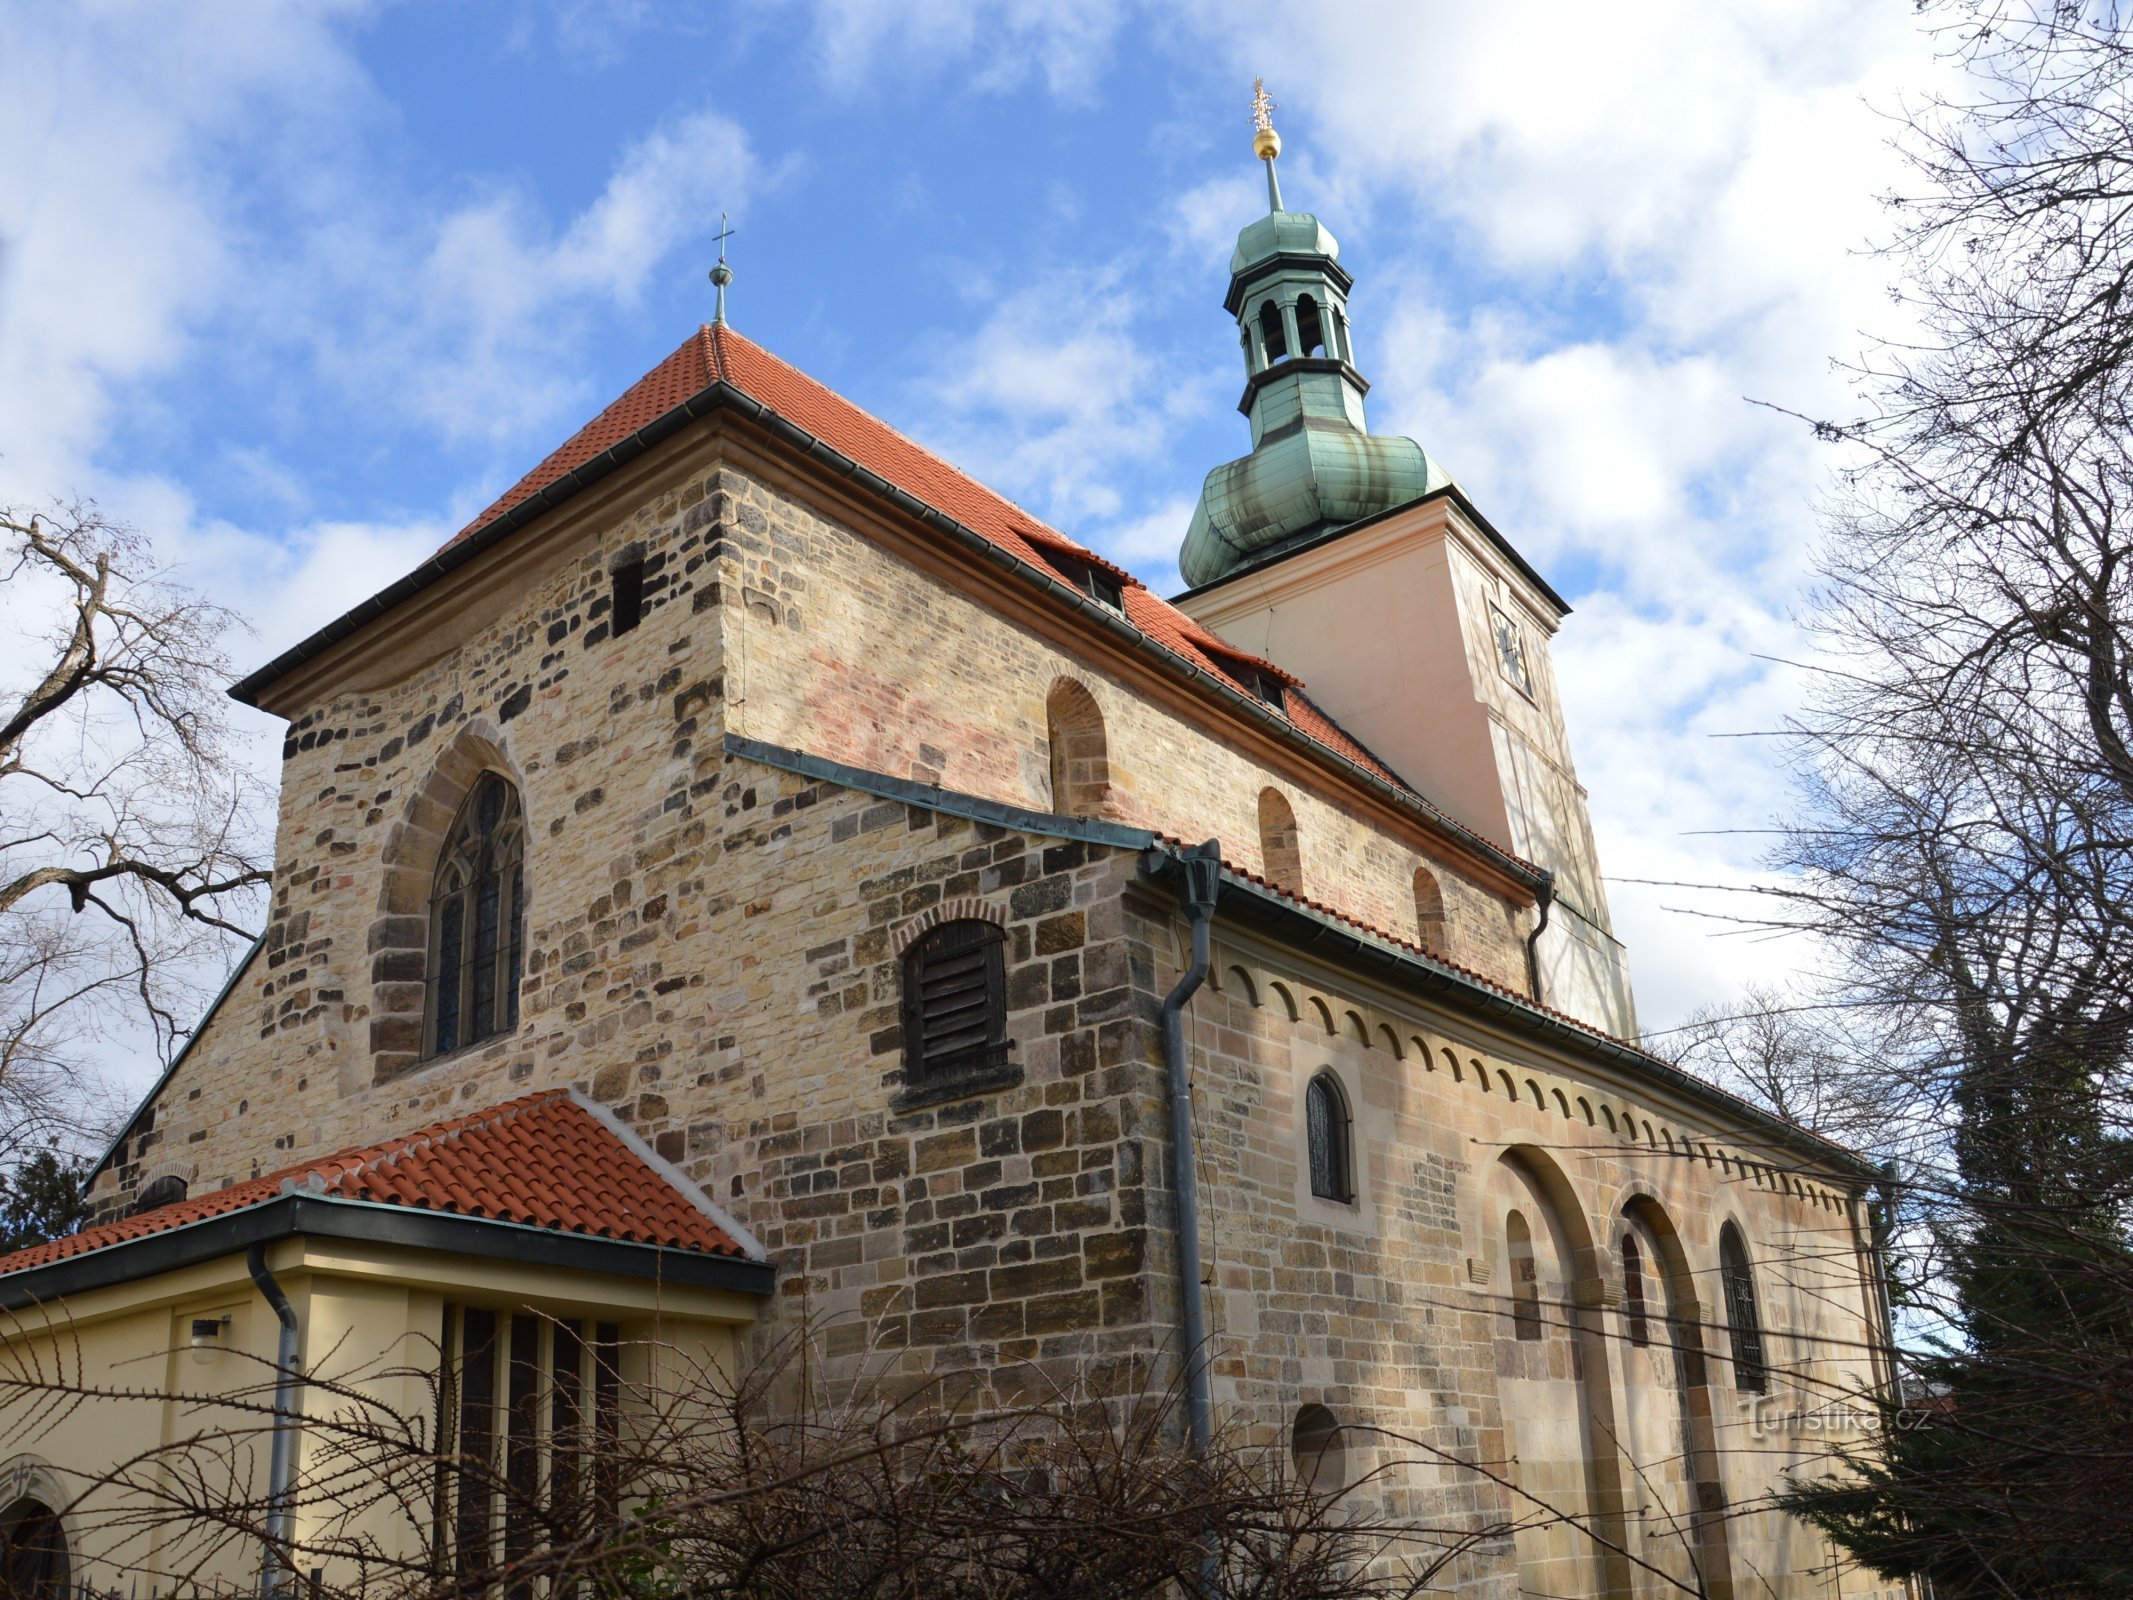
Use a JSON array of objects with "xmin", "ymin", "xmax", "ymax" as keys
[
  {"xmin": 1719, "ymin": 1223, "xmax": 1768, "ymax": 1392},
  {"xmin": 1305, "ymin": 1071, "xmax": 1352, "ymax": 1203},
  {"xmin": 438, "ymin": 1303, "xmax": 623, "ymax": 1588},
  {"xmin": 901, "ymin": 920, "xmax": 1007, "ymax": 1083},
  {"xmin": 426, "ymin": 773, "xmax": 526, "ymax": 1060}
]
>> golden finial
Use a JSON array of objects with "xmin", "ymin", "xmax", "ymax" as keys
[{"xmin": 1250, "ymin": 77, "xmax": 1281, "ymax": 161}]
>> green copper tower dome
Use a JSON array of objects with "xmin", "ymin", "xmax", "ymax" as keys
[{"xmin": 1179, "ymin": 91, "xmax": 1449, "ymax": 589}]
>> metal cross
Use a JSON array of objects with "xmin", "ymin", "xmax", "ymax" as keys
[
  {"xmin": 709, "ymin": 212, "xmax": 736, "ymax": 325},
  {"xmin": 1250, "ymin": 77, "xmax": 1276, "ymax": 133}
]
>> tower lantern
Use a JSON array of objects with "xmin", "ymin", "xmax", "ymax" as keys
[{"xmin": 1179, "ymin": 85, "xmax": 1451, "ymax": 590}]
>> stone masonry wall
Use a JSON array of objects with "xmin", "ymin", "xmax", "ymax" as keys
[
  {"xmin": 710, "ymin": 458, "xmax": 1533, "ymax": 990},
  {"xmin": 1152, "ymin": 904, "xmax": 1890, "ymax": 1600}
]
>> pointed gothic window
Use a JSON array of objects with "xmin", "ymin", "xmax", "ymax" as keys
[
  {"xmin": 1304, "ymin": 1071, "xmax": 1353, "ymax": 1203},
  {"xmin": 1259, "ymin": 300, "xmax": 1288, "ymax": 363},
  {"xmin": 902, "ymin": 919, "xmax": 1009, "ymax": 1085},
  {"xmin": 426, "ymin": 773, "xmax": 526, "ymax": 1059},
  {"xmin": 1719, "ymin": 1222, "xmax": 1768, "ymax": 1392},
  {"xmin": 1296, "ymin": 293, "xmax": 1326, "ymax": 357}
]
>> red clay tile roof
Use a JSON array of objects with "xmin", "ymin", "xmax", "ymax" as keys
[
  {"xmin": 444, "ymin": 324, "xmax": 1423, "ymax": 802},
  {"xmin": 0, "ymin": 1090, "xmax": 751, "ymax": 1277}
]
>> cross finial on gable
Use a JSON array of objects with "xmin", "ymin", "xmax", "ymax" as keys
[{"xmin": 710, "ymin": 212, "xmax": 736, "ymax": 326}]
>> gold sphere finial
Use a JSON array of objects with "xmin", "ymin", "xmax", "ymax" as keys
[{"xmin": 1250, "ymin": 76, "xmax": 1281, "ymax": 161}]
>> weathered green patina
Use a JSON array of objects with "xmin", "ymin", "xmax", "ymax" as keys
[{"xmin": 1180, "ymin": 153, "xmax": 1450, "ymax": 588}]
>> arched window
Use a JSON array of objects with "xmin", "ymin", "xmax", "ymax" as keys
[
  {"xmin": 1290, "ymin": 1404, "xmax": 1347, "ymax": 1494},
  {"xmin": 1259, "ymin": 300, "xmax": 1288, "ymax": 363},
  {"xmin": 902, "ymin": 920, "xmax": 1008, "ymax": 1086},
  {"xmin": 1719, "ymin": 1222, "xmax": 1768, "ymax": 1392},
  {"xmin": 132, "ymin": 1175, "xmax": 188, "ymax": 1216},
  {"xmin": 1506, "ymin": 1209, "xmax": 1543, "ymax": 1341},
  {"xmin": 1295, "ymin": 293, "xmax": 1326, "ymax": 357},
  {"xmin": 1331, "ymin": 307, "xmax": 1351, "ymax": 363},
  {"xmin": 1622, "ymin": 1230, "xmax": 1650, "ymax": 1348},
  {"xmin": 1045, "ymin": 680, "xmax": 1111, "ymax": 817},
  {"xmin": 0, "ymin": 1499, "xmax": 69, "ymax": 1599},
  {"xmin": 1413, "ymin": 867, "xmax": 1446, "ymax": 954},
  {"xmin": 1257, "ymin": 787, "xmax": 1302, "ymax": 890},
  {"xmin": 1304, "ymin": 1071, "xmax": 1353, "ymax": 1203},
  {"xmin": 425, "ymin": 773, "xmax": 526, "ymax": 1059}
]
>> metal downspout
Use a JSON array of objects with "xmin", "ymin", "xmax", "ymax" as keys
[
  {"xmin": 1158, "ymin": 840, "xmax": 1223, "ymax": 1456},
  {"xmin": 247, "ymin": 1241, "xmax": 303, "ymax": 1599},
  {"xmin": 1523, "ymin": 872, "xmax": 1556, "ymax": 1008}
]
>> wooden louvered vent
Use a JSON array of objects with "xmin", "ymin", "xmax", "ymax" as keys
[{"xmin": 902, "ymin": 920, "xmax": 1008, "ymax": 1084}]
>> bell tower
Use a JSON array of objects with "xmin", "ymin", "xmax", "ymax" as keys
[{"xmin": 1176, "ymin": 89, "xmax": 1638, "ymax": 1038}]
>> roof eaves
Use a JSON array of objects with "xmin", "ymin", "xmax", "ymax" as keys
[
  {"xmin": 725, "ymin": 734, "xmax": 1159, "ymax": 852},
  {"xmin": 1137, "ymin": 845, "xmax": 1877, "ymax": 1180},
  {"xmin": 226, "ymin": 378, "xmax": 741, "ymax": 707},
  {"xmin": 0, "ymin": 1192, "xmax": 776, "ymax": 1311}
]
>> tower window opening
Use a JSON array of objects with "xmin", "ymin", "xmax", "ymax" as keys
[
  {"xmin": 1259, "ymin": 300, "xmax": 1288, "ymax": 364},
  {"xmin": 611, "ymin": 558, "xmax": 645, "ymax": 637},
  {"xmin": 1296, "ymin": 294, "xmax": 1326, "ymax": 358}
]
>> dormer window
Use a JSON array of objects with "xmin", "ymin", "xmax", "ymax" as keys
[{"xmin": 1045, "ymin": 551, "xmax": 1125, "ymax": 613}]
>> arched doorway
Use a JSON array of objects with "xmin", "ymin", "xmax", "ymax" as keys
[{"xmin": 0, "ymin": 1497, "xmax": 71, "ymax": 1598}]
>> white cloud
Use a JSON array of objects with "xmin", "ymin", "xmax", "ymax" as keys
[{"xmin": 797, "ymin": 0, "xmax": 1129, "ymax": 101}]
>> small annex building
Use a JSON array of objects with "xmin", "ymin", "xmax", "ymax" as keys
[{"xmin": 2, "ymin": 112, "xmax": 1900, "ymax": 1600}]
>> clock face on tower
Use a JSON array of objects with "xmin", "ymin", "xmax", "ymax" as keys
[{"xmin": 1489, "ymin": 603, "xmax": 1533, "ymax": 697}]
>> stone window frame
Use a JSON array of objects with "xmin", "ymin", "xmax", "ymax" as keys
[
  {"xmin": 369, "ymin": 722, "xmax": 530, "ymax": 1085},
  {"xmin": 1290, "ymin": 1040, "xmax": 1373, "ymax": 1233},
  {"xmin": 889, "ymin": 898, "xmax": 1021, "ymax": 1112},
  {"xmin": 1718, "ymin": 1219, "xmax": 1770, "ymax": 1394}
]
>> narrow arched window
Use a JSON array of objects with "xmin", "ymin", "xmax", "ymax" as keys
[
  {"xmin": 1622, "ymin": 1230, "xmax": 1650, "ymax": 1348},
  {"xmin": 0, "ymin": 1499, "xmax": 70, "ymax": 1599},
  {"xmin": 902, "ymin": 920, "xmax": 1008, "ymax": 1085},
  {"xmin": 1045, "ymin": 679, "xmax": 1111, "ymax": 817},
  {"xmin": 1506, "ymin": 1209, "xmax": 1543, "ymax": 1341},
  {"xmin": 426, "ymin": 773, "xmax": 526, "ymax": 1059},
  {"xmin": 1290, "ymin": 1404, "xmax": 1346, "ymax": 1494},
  {"xmin": 1331, "ymin": 307, "xmax": 1351, "ymax": 363},
  {"xmin": 1296, "ymin": 293, "xmax": 1326, "ymax": 357},
  {"xmin": 1259, "ymin": 300, "xmax": 1288, "ymax": 363},
  {"xmin": 1413, "ymin": 867, "xmax": 1446, "ymax": 954},
  {"xmin": 1258, "ymin": 787, "xmax": 1302, "ymax": 890},
  {"xmin": 1305, "ymin": 1071, "xmax": 1353, "ymax": 1203},
  {"xmin": 1719, "ymin": 1222, "xmax": 1768, "ymax": 1392}
]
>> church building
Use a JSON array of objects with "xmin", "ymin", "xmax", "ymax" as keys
[{"xmin": 0, "ymin": 102, "xmax": 1896, "ymax": 1600}]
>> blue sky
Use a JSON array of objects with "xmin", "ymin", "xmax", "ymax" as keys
[{"xmin": 1, "ymin": 1, "xmax": 1950, "ymax": 1069}]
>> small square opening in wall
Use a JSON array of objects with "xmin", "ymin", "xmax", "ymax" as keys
[{"xmin": 611, "ymin": 559, "xmax": 646, "ymax": 637}]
